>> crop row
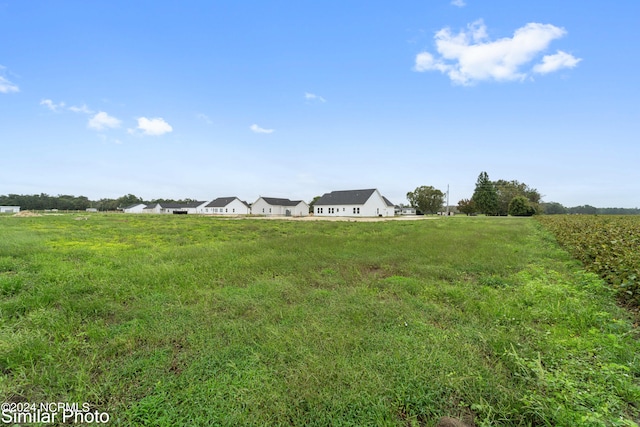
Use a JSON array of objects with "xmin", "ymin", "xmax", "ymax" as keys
[{"xmin": 537, "ymin": 215, "xmax": 640, "ymax": 307}]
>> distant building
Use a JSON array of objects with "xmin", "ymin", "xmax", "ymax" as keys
[
  {"xmin": 122, "ymin": 203, "xmax": 147, "ymax": 214},
  {"xmin": 143, "ymin": 201, "xmax": 206, "ymax": 214},
  {"xmin": 200, "ymin": 197, "xmax": 250, "ymax": 215},
  {"xmin": 314, "ymin": 189, "xmax": 394, "ymax": 217},
  {"xmin": 0, "ymin": 206, "xmax": 20, "ymax": 214},
  {"xmin": 397, "ymin": 206, "xmax": 417, "ymax": 215},
  {"xmin": 251, "ymin": 197, "xmax": 309, "ymax": 216}
]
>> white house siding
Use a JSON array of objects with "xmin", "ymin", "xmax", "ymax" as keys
[
  {"xmin": 251, "ymin": 198, "xmax": 309, "ymax": 216},
  {"xmin": 251, "ymin": 198, "xmax": 274, "ymax": 215},
  {"xmin": 225, "ymin": 199, "xmax": 250, "ymax": 215},
  {"xmin": 123, "ymin": 204, "xmax": 147, "ymax": 214},
  {"xmin": 362, "ymin": 192, "xmax": 394, "ymax": 217},
  {"xmin": 201, "ymin": 198, "xmax": 250, "ymax": 215},
  {"xmin": 0, "ymin": 206, "xmax": 20, "ymax": 213},
  {"xmin": 289, "ymin": 201, "xmax": 309, "ymax": 217},
  {"xmin": 314, "ymin": 189, "xmax": 394, "ymax": 217}
]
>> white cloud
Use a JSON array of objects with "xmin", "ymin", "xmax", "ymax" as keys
[
  {"xmin": 250, "ymin": 124, "xmax": 275, "ymax": 134},
  {"xmin": 305, "ymin": 92, "xmax": 326, "ymax": 103},
  {"xmin": 40, "ymin": 99, "xmax": 65, "ymax": 112},
  {"xmin": 414, "ymin": 20, "xmax": 580, "ymax": 85},
  {"xmin": 0, "ymin": 66, "xmax": 19, "ymax": 93},
  {"xmin": 69, "ymin": 104, "xmax": 93, "ymax": 114},
  {"xmin": 88, "ymin": 111, "xmax": 122, "ymax": 131},
  {"xmin": 451, "ymin": 0, "xmax": 466, "ymax": 7},
  {"xmin": 135, "ymin": 117, "xmax": 173, "ymax": 136},
  {"xmin": 533, "ymin": 50, "xmax": 582, "ymax": 74}
]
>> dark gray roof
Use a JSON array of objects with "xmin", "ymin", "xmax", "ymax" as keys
[
  {"xmin": 146, "ymin": 202, "xmax": 204, "ymax": 209},
  {"xmin": 206, "ymin": 197, "xmax": 250, "ymax": 208},
  {"xmin": 382, "ymin": 196, "xmax": 395, "ymax": 207},
  {"xmin": 314, "ymin": 189, "xmax": 377, "ymax": 206},
  {"xmin": 261, "ymin": 197, "xmax": 304, "ymax": 206}
]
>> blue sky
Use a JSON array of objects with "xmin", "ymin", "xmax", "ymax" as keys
[{"xmin": 1, "ymin": 1, "xmax": 638, "ymax": 207}]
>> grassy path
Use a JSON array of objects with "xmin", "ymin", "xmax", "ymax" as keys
[{"xmin": 1, "ymin": 215, "xmax": 638, "ymax": 425}]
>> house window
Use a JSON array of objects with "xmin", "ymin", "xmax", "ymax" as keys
[
  {"xmin": 225, "ymin": 209, "xmax": 228, "ymax": 213},
  {"xmin": 232, "ymin": 209, "xmax": 235, "ymax": 213}
]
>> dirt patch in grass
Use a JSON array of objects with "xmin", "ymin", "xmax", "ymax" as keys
[{"xmin": 12, "ymin": 210, "xmax": 42, "ymax": 217}]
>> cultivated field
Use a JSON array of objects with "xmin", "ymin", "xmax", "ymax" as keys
[
  {"xmin": 537, "ymin": 215, "xmax": 640, "ymax": 308},
  {"xmin": 0, "ymin": 214, "xmax": 638, "ymax": 426}
]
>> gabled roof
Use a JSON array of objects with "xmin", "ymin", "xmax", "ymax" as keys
[
  {"xmin": 146, "ymin": 202, "xmax": 205, "ymax": 209},
  {"xmin": 314, "ymin": 189, "xmax": 377, "ymax": 206},
  {"xmin": 259, "ymin": 197, "xmax": 305, "ymax": 207},
  {"xmin": 123, "ymin": 203, "xmax": 146, "ymax": 209},
  {"xmin": 206, "ymin": 197, "xmax": 250, "ymax": 208},
  {"xmin": 382, "ymin": 196, "xmax": 395, "ymax": 207}
]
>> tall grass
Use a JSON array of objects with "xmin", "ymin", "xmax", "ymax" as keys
[{"xmin": 0, "ymin": 215, "xmax": 638, "ymax": 426}]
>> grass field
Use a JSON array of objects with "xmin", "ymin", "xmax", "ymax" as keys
[{"xmin": 1, "ymin": 214, "xmax": 638, "ymax": 426}]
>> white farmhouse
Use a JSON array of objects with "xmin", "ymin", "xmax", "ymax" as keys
[
  {"xmin": 0, "ymin": 206, "xmax": 20, "ymax": 213},
  {"xmin": 314, "ymin": 189, "xmax": 395, "ymax": 217},
  {"xmin": 122, "ymin": 203, "xmax": 147, "ymax": 214},
  {"xmin": 251, "ymin": 197, "xmax": 309, "ymax": 217},
  {"xmin": 200, "ymin": 197, "xmax": 250, "ymax": 215}
]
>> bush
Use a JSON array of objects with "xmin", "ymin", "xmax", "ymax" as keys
[{"xmin": 508, "ymin": 196, "xmax": 535, "ymax": 216}]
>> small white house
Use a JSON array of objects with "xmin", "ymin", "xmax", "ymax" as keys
[
  {"xmin": 122, "ymin": 203, "xmax": 147, "ymax": 214},
  {"xmin": 0, "ymin": 206, "xmax": 20, "ymax": 214},
  {"xmin": 143, "ymin": 201, "xmax": 206, "ymax": 214},
  {"xmin": 314, "ymin": 189, "xmax": 395, "ymax": 217},
  {"xmin": 251, "ymin": 197, "xmax": 309, "ymax": 217},
  {"xmin": 398, "ymin": 206, "xmax": 417, "ymax": 215},
  {"xmin": 200, "ymin": 197, "xmax": 250, "ymax": 215}
]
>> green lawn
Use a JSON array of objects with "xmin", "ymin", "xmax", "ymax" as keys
[{"xmin": 1, "ymin": 214, "xmax": 638, "ymax": 426}]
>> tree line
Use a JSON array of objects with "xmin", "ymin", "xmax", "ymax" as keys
[
  {"xmin": 0, "ymin": 194, "xmax": 200, "ymax": 211},
  {"xmin": 406, "ymin": 172, "xmax": 638, "ymax": 216}
]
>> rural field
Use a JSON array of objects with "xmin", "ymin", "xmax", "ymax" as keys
[{"xmin": 0, "ymin": 214, "xmax": 638, "ymax": 426}]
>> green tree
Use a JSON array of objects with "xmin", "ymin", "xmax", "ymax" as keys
[
  {"xmin": 568, "ymin": 205, "xmax": 597, "ymax": 215},
  {"xmin": 308, "ymin": 196, "xmax": 321, "ymax": 214},
  {"xmin": 457, "ymin": 198, "xmax": 476, "ymax": 215},
  {"xmin": 508, "ymin": 195, "xmax": 536, "ymax": 216},
  {"xmin": 472, "ymin": 172, "xmax": 498, "ymax": 215},
  {"xmin": 117, "ymin": 194, "xmax": 144, "ymax": 209},
  {"xmin": 494, "ymin": 180, "xmax": 542, "ymax": 216},
  {"xmin": 543, "ymin": 202, "xmax": 567, "ymax": 215},
  {"xmin": 406, "ymin": 186, "xmax": 445, "ymax": 214}
]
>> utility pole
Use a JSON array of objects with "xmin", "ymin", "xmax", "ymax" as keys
[{"xmin": 446, "ymin": 184, "xmax": 450, "ymax": 216}]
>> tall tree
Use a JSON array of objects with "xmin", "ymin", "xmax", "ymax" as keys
[
  {"xmin": 471, "ymin": 172, "xmax": 498, "ymax": 215},
  {"xmin": 406, "ymin": 186, "xmax": 445, "ymax": 214}
]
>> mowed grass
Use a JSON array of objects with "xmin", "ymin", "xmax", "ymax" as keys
[{"xmin": 0, "ymin": 214, "xmax": 638, "ymax": 426}]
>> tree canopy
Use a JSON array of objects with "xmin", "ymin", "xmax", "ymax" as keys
[{"xmin": 406, "ymin": 186, "xmax": 445, "ymax": 214}]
